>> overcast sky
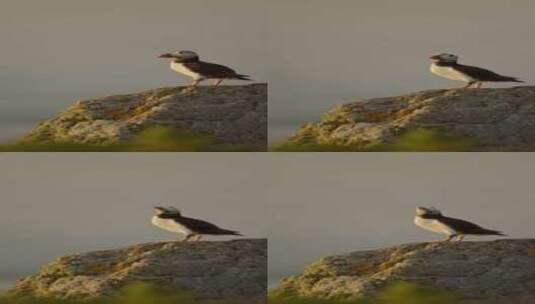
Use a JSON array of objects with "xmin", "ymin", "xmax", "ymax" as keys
[
  {"xmin": 2, "ymin": 1, "xmax": 535, "ymax": 143},
  {"xmin": 1, "ymin": 153, "xmax": 535, "ymax": 289}
]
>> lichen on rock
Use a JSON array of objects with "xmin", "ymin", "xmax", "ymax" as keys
[
  {"xmin": 18, "ymin": 84, "xmax": 267, "ymax": 151},
  {"xmin": 283, "ymin": 86, "xmax": 535, "ymax": 151},
  {"xmin": 272, "ymin": 239, "xmax": 535, "ymax": 302},
  {"xmin": 8, "ymin": 239, "xmax": 267, "ymax": 303}
]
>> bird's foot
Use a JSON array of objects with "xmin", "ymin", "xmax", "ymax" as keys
[
  {"xmin": 463, "ymin": 82, "xmax": 482, "ymax": 89},
  {"xmin": 182, "ymin": 86, "xmax": 198, "ymax": 94}
]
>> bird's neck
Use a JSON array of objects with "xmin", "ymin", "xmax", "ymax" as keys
[
  {"xmin": 157, "ymin": 213, "xmax": 181, "ymax": 219},
  {"xmin": 418, "ymin": 213, "xmax": 443, "ymax": 219},
  {"xmin": 173, "ymin": 58, "xmax": 199, "ymax": 64},
  {"xmin": 433, "ymin": 61, "xmax": 457, "ymax": 67}
]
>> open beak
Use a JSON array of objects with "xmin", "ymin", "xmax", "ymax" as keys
[{"xmin": 158, "ymin": 53, "xmax": 173, "ymax": 58}]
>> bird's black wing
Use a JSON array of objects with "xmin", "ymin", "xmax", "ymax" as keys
[
  {"xmin": 440, "ymin": 216, "xmax": 503, "ymax": 235},
  {"xmin": 177, "ymin": 216, "xmax": 241, "ymax": 235},
  {"xmin": 184, "ymin": 62, "xmax": 239, "ymax": 78},
  {"xmin": 455, "ymin": 64, "xmax": 519, "ymax": 82}
]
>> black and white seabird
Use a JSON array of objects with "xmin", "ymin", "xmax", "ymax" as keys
[
  {"xmin": 414, "ymin": 207, "xmax": 505, "ymax": 242},
  {"xmin": 429, "ymin": 53, "xmax": 523, "ymax": 88},
  {"xmin": 158, "ymin": 50, "xmax": 251, "ymax": 87},
  {"xmin": 151, "ymin": 206, "xmax": 242, "ymax": 241}
]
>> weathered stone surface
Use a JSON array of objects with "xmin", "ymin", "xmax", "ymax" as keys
[
  {"xmin": 273, "ymin": 239, "xmax": 535, "ymax": 302},
  {"xmin": 286, "ymin": 87, "xmax": 535, "ymax": 151},
  {"xmin": 20, "ymin": 84, "xmax": 267, "ymax": 150},
  {"xmin": 8, "ymin": 239, "xmax": 267, "ymax": 302}
]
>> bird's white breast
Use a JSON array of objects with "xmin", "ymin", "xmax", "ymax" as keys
[
  {"xmin": 414, "ymin": 216, "xmax": 456, "ymax": 236},
  {"xmin": 430, "ymin": 63, "xmax": 474, "ymax": 82},
  {"xmin": 170, "ymin": 62, "xmax": 202, "ymax": 80},
  {"xmin": 152, "ymin": 216, "xmax": 192, "ymax": 235}
]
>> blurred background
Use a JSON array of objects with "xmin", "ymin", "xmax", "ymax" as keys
[
  {"xmin": 2, "ymin": 1, "xmax": 535, "ymax": 145},
  {"xmin": 0, "ymin": 0, "xmax": 269, "ymax": 143},
  {"xmin": 267, "ymin": 0, "xmax": 535, "ymax": 143},
  {"xmin": 264, "ymin": 153, "xmax": 535, "ymax": 287},
  {"xmin": 1, "ymin": 154, "xmax": 535, "ymax": 289},
  {"xmin": 0, "ymin": 154, "xmax": 268, "ymax": 291}
]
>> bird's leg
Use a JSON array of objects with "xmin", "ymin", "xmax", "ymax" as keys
[
  {"xmin": 183, "ymin": 79, "xmax": 201, "ymax": 93},
  {"xmin": 462, "ymin": 82, "xmax": 476, "ymax": 89},
  {"xmin": 194, "ymin": 235, "xmax": 203, "ymax": 242},
  {"xmin": 189, "ymin": 79, "xmax": 201, "ymax": 87},
  {"xmin": 214, "ymin": 79, "xmax": 224, "ymax": 86},
  {"xmin": 189, "ymin": 234, "xmax": 201, "ymax": 242},
  {"xmin": 443, "ymin": 234, "xmax": 456, "ymax": 242},
  {"xmin": 475, "ymin": 82, "xmax": 483, "ymax": 89},
  {"xmin": 456, "ymin": 235, "xmax": 466, "ymax": 242},
  {"xmin": 183, "ymin": 234, "xmax": 195, "ymax": 242}
]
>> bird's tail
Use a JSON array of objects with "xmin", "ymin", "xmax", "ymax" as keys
[
  {"xmin": 235, "ymin": 74, "xmax": 252, "ymax": 81},
  {"xmin": 219, "ymin": 229, "xmax": 243, "ymax": 236},
  {"xmin": 230, "ymin": 230, "xmax": 244, "ymax": 236},
  {"xmin": 480, "ymin": 228, "xmax": 506, "ymax": 236},
  {"xmin": 504, "ymin": 76, "xmax": 524, "ymax": 83}
]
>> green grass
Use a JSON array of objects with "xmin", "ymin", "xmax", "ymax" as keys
[
  {"xmin": 2, "ymin": 281, "xmax": 510, "ymax": 303},
  {"xmin": 0, "ymin": 126, "xmax": 256, "ymax": 152},
  {"xmin": 273, "ymin": 128, "xmax": 476, "ymax": 152},
  {"xmin": 269, "ymin": 282, "xmax": 459, "ymax": 304},
  {"xmin": 1, "ymin": 282, "xmax": 250, "ymax": 304}
]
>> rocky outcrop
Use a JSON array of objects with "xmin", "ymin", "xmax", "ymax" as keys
[
  {"xmin": 8, "ymin": 239, "xmax": 267, "ymax": 302},
  {"xmin": 286, "ymin": 87, "xmax": 535, "ymax": 151},
  {"xmin": 20, "ymin": 84, "xmax": 267, "ymax": 151},
  {"xmin": 273, "ymin": 239, "xmax": 535, "ymax": 302}
]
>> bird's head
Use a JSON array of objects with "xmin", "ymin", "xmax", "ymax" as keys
[
  {"xmin": 158, "ymin": 50, "xmax": 199, "ymax": 62},
  {"xmin": 430, "ymin": 53, "xmax": 458, "ymax": 63},
  {"xmin": 154, "ymin": 206, "xmax": 181, "ymax": 216},
  {"xmin": 416, "ymin": 206, "xmax": 442, "ymax": 216}
]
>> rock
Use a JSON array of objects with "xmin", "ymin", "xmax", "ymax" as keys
[
  {"xmin": 285, "ymin": 87, "xmax": 535, "ymax": 151},
  {"xmin": 20, "ymin": 84, "xmax": 267, "ymax": 151},
  {"xmin": 273, "ymin": 239, "xmax": 535, "ymax": 302},
  {"xmin": 8, "ymin": 239, "xmax": 267, "ymax": 302}
]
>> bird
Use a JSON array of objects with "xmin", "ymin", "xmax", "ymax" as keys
[
  {"xmin": 429, "ymin": 53, "xmax": 523, "ymax": 89},
  {"xmin": 158, "ymin": 50, "xmax": 251, "ymax": 87},
  {"xmin": 151, "ymin": 206, "xmax": 242, "ymax": 242},
  {"xmin": 414, "ymin": 206, "xmax": 505, "ymax": 242}
]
